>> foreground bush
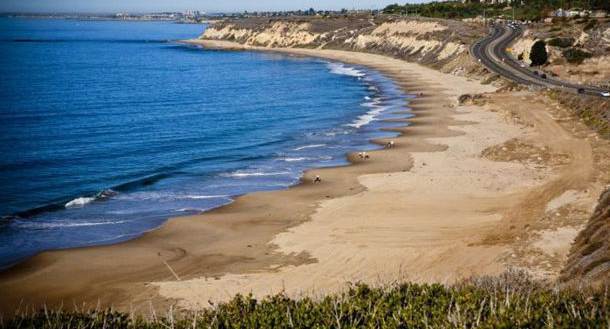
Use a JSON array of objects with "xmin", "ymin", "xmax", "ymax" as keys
[{"xmin": 2, "ymin": 272, "xmax": 609, "ymax": 328}]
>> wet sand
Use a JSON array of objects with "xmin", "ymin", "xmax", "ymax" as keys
[{"xmin": 1, "ymin": 40, "xmax": 608, "ymax": 314}]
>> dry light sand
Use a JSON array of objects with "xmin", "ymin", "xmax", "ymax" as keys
[{"xmin": 1, "ymin": 40, "xmax": 609, "ymax": 314}]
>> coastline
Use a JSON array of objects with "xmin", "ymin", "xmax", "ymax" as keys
[{"xmin": 2, "ymin": 40, "xmax": 606, "ymax": 314}]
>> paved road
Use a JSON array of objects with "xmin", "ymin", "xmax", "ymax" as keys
[{"xmin": 471, "ymin": 23, "xmax": 608, "ymax": 98}]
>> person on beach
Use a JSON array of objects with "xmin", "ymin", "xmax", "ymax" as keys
[
  {"xmin": 386, "ymin": 141, "xmax": 395, "ymax": 148},
  {"xmin": 358, "ymin": 152, "xmax": 370, "ymax": 159},
  {"xmin": 314, "ymin": 175, "xmax": 322, "ymax": 183}
]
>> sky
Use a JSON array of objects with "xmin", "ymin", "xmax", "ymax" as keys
[{"xmin": 0, "ymin": 0, "xmax": 420, "ymax": 14}]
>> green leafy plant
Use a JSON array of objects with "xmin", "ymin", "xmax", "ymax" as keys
[
  {"xmin": 3, "ymin": 272, "xmax": 609, "ymax": 329},
  {"xmin": 547, "ymin": 37, "xmax": 574, "ymax": 48},
  {"xmin": 562, "ymin": 47, "xmax": 593, "ymax": 64}
]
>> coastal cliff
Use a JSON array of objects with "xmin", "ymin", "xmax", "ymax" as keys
[
  {"xmin": 200, "ymin": 16, "xmax": 488, "ymax": 77},
  {"xmin": 561, "ymin": 187, "xmax": 610, "ymax": 285}
]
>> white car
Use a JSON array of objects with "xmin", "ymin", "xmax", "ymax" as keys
[{"xmin": 602, "ymin": 91, "xmax": 610, "ymax": 97}]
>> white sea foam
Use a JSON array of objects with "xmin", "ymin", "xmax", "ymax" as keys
[
  {"xmin": 279, "ymin": 155, "xmax": 332, "ymax": 162},
  {"xmin": 362, "ymin": 98, "xmax": 383, "ymax": 107},
  {"xmin": 16, "ymin": 219, "xmax": 128, "ymax": 229},
  {"xmin": 176, "ymin": 207, "xmax": 206, "ymax": 212},
  {"xmin": 180, "ymin": 195, "xmax": 228, "ymax": 200},
  {"xmin": 115, "ymin": 192, "xmax": 228, "ymax": 202},
  {"xmin": 222, "ymin": 171, "xmax": 291, "ymax": 178},
  {"xmin": 327, "ymin": 62, "xmax": 365, "ymax": 78},
  {"xmin": 281, "ymin": 157, "xmax": 310, "ymax": 162},
  {"xmin": 65, "ymin": 197, "xmax": 95, "ymax": 208},
  {"xmin": 346, "ymin": 106, "xmax": 386, "ymax": 128},
  {"xmin": 293, "ymin": 144, "xmax": 326, "ymax": 151}
]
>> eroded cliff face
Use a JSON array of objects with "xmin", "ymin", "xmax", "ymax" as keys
[
  {"xmin": 561, "ymin": 187, "xmax": 610, "ymax": 286},
  {"xmin": 200, "ymin": 16, "xmax": 486, "ymax": 75},
  {"xmin": 204, "ymin": 21, "xmax": 318, "ymax": 48}
]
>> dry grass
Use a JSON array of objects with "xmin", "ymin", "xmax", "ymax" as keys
[{"xmin": 3, "ymin": 271, "xmax": 609, "ymax": 328}]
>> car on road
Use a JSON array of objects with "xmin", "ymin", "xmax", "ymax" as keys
[
  {"xmin": 540, "ymin": 73, "xmax": 547, "ymax": 79},
  {"xmin": 601, "ymin": 91, "xmax": 610, "ymax": 97},
  {"xmin": 578, "ymin": 88, "xmax": 585, "ymax": 94}
]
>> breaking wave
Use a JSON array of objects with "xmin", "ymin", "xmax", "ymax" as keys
[{"xmin": 327, "ymin": 62, "xmax": 365, "ymax": 78}]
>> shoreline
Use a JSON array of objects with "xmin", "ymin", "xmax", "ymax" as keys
[
  {"xmin": 0, "ymin": 53, "xmax": 405, "ymax": 270},
  {"xmin": 2, "ymin": 39, "xmax": 603, "ymax": 314},
  {"xmin": 0, "ymin": 41, "xmax": 473, "ymax": 313}
]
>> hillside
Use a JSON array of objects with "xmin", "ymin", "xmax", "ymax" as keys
[
  {"xmin": 201, "ymin": 15, "xmax": 490, "ymax": 77},
  {"xmin": 510, "ymin": 17, "xmax": 610, "ymax": 89},
  {"xmin": 561, "ymin": 187, "xmax": 610, "ymax": 285}
]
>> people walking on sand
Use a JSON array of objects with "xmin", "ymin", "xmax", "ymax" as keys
[
  {"xmin": 313, "ymin": 175, "xmax": 322, "ymax": 183},
  {"xmin": 358, "ymin": 152, "xmax": 370, "ymax": 159},
  {"xmin": 386, "ymin": 140, "xmax": 395, "ymax": 148}
]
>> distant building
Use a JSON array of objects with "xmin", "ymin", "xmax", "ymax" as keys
[
  {"xmin": 553, "ymin": 8, "xmax": 590, "ymax": 17},
  {"xmin": 184, "ymin": 9, "xmax": 202, "ymax": 18}
]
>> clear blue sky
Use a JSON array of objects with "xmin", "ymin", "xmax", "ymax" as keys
[{"xmin": 0, "ymin": 0, "xmax": 421, "ymax": 14}]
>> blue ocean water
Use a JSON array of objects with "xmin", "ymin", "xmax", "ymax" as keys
[{"xmin": 0, "ymin": 18, "xmax": 412, "ymax": 268}]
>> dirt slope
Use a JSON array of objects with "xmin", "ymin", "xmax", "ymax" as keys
[{"xmin": 561, "ymin": 187, "xmax": 610, "ymax": 285}]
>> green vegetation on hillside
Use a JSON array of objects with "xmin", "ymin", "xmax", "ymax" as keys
[
  {"xmin": 547, "ymin": 37, "xmax": 574, "ymax": 48},
  {"xmin": 530, "ymin": 40, "xmax": 549, "ymax": 66},
  {"xmin": 383, "ymin": 2, "xmax": 507, "ymax": 19},
  {"xmin": 384, "ymin": 0, "xmax": 609, "ymax": 21},
  {"xmin": 562, "ymin": 47, "xmax": 593, "ymax": 64},
  {"xmin": 3, "ymin": 272, "xmax": 609, "ymax": 329}
]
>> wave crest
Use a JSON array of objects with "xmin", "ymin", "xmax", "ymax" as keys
[
  {"xmin": 221, "ymin": 171, "xmax": 291, "ymax": 178},
  {"xmin": 65, "ymin": 197, "xmax": 95, "ymax": 208},
  {"xmin": 327, "ymin": 62, "xmax": 365, "ymax": 78},
  {"xmin": 293, "ymin": 144, "xmax": 326, "ymax": 151}
]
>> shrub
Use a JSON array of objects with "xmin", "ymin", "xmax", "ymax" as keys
[
  {"xmin": 530, "ymin": 40, "xmax": 548, "ymax": 66},
  {"xmin": 2, "ymin": 273, "xmax": 610, "ymax": 329},
  {"xmin": 562, "ymin": 47, "xmax": 593, "ymax": 64},
  {"xmin": 547, "ymin": 37, "xmax": 574, "ymax": 48},
  {"xmin": 584, "ymin": 19, "xmax": 597, "ymax": 30}
]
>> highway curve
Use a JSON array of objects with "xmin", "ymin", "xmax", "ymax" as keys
[{"xmin": 471, "ymin": 23, "xmax": 608, "ymax": 98}]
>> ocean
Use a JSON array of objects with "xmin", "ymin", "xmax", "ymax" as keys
[{"xmin": 0, "ymin": 18, "xmax": 412, "ymax": 268}]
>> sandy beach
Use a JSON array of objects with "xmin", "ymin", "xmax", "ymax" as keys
[{"xmin": 1, "ymin": 40, "xmax": 608, "ymax": 314}]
